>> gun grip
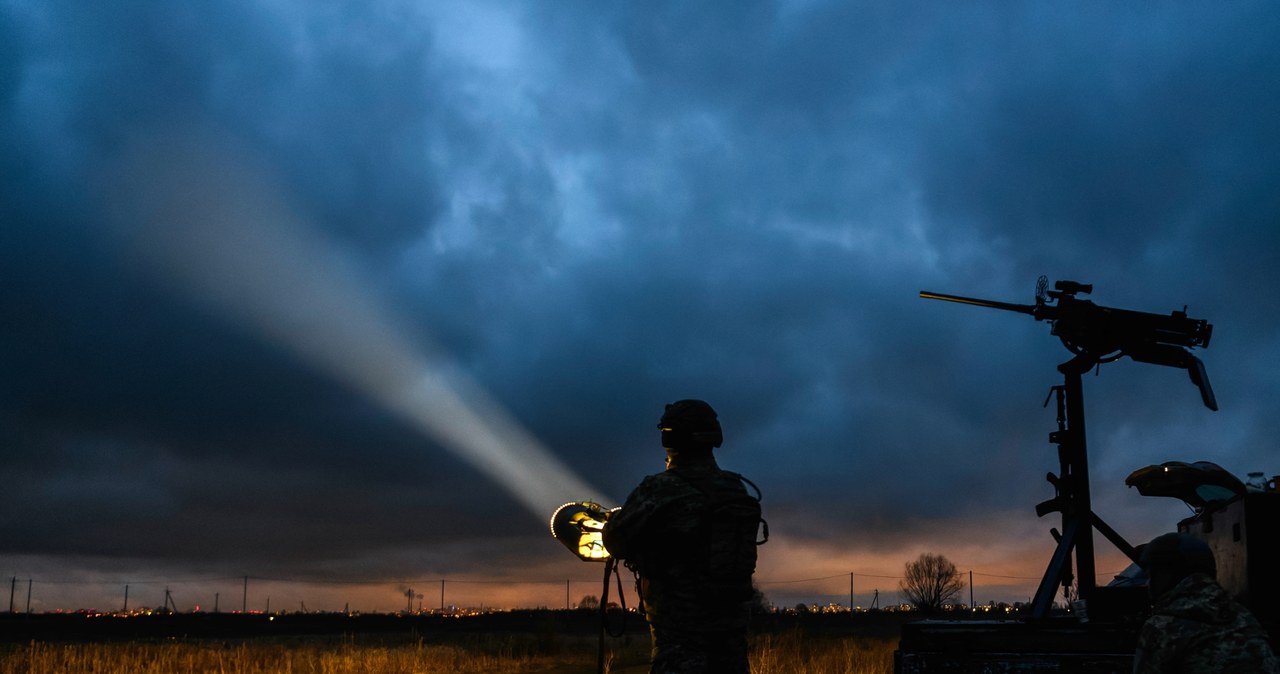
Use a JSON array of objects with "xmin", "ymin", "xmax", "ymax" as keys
[{"xmin": 1188, "ymin": 355, "xmax": 1218, "ymax": 411}]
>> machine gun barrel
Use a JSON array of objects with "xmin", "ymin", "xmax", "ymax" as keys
[{"xmin": 919, "ymin": 290, "xmax": 1038, "ymax": 317}]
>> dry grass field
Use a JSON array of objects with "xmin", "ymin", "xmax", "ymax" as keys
[
  {"xmin": 751, "ymin": 632, "xmax": 896, "ymax": 674},
  {"xmin": 0, "ymin": 631, "xmax": 897, "ymax": 674}
]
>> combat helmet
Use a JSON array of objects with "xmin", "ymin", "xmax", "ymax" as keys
[
  {"xmin": 1139, "ymin": 532, "xmax": 1217, "ymax": 577},
  {"xmin": 658, "ymin": 399, "xmax": 723, "ymax": 449}
]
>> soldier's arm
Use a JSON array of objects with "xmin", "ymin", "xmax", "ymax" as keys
[
  {"xmin": 1132, "ymin": 617, "xmax": 1177, "ymax": 674},
  {"xmin": 602, "ymin": 476, "xmax": 665, "ymax": 560}
]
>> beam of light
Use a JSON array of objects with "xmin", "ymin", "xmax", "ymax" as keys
[{"xmin": 101, "ymin": 125, "xmax": 612, "ymax": 520}]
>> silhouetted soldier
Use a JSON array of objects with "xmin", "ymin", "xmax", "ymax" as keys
[
  {"xmin": 1132, "ymin": 532, "xmax": 1279, "ymax": 673},
  {"xmin": 602, "ymin": 400, "xmax": 763, "ymax": 674}
]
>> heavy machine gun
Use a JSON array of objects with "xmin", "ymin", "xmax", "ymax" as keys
[
  {"xmin": 921, "ymin": 276, "xmax": 1215, "ymax": 411},
  {"xmin": 919, "ymin": 276, "xmax": 1216, "ymax": 618}
]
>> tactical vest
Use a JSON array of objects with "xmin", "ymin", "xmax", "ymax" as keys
[{"xmin": 672, "ymin": 469, "xmax": 767, "ymax": 603}]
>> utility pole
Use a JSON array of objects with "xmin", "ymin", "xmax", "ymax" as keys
[
  {"xmin": 123, "ymin": 585, "xmax": 129, "ymax": 612},
  {"xmin": 969, "ymin": 570, "xmax": 974, "ymax": 612},
  {"xmin": 26, "ymin": 579, "xmax": 32, "ymax": 614},
  {"xmin": 214, "ymin": 592, "xmax": 219, "ymax": 613},
  {"xmin": 242, "ymin": 576, "xmax": 248, "ymax": 613},
  {"xmin": 9, "ymin": 577, "xmax": 15, "ymax": 614},
  {"xmin": 440, "ymin": 579, "xmax": 445, "ymax": 612},
  {"xmin": 566, "ymin": 580, "xmax": 570, "ymax": 610},
  {"xmin": 849, "ymin": 572, "xmax": 854, "ymax": 613}
]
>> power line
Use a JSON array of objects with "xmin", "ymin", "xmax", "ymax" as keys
[
  {"xmin": 756, "ymin": 574, "xmax": 852, "ymax": 585},
  {"xmin": 969, "ymin": 572, "xmax": 1042, "ymax": 581}
]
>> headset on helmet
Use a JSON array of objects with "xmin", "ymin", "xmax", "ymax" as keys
[{"xmin": 658, "ymin": 399, "xmax": 723, "ymax": 449}]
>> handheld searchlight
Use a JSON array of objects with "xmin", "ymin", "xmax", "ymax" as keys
[
  {"xmin": 550, "ymin": 500, "xmax": 629, "ymax": 674},
  {"xmin": 550, "ymin": 501, "xmax": 615, "ymax": 561}
]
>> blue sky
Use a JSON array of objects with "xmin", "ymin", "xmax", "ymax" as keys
[{"xmin": 2, "ymin": 1, "xmax": 1278, "ymax": 611}]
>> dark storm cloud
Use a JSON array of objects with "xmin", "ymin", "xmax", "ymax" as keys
[
  {"xmin": 0, "ymin": 0, "xmax": 507, "ymax": 571},
  {"xmin": 918, "ymin": 6, "xmax": 1280, "ymax": 284},
  {"xmin": 460, "ymin": 1, "xmax": 1280, "ymax": 538},
  {"xmin": 3, "ymin": 0, "xmax": 1279, "ymax": 605}
]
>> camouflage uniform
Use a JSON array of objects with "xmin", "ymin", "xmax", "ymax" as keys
[
  {"xmin": 603, "ymin": 451, "xmax": 759, "ymax": 674},
  {"xmin": 1132, "ymin": 572, "xmax": 1279, "ymax": 673}
]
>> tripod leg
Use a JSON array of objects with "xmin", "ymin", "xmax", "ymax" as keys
[
  {"xmin": 1031, "ymin": 518, "xmax": 1079, "ymax": 618},
  {"xmin": 1091, "ymin": 512, "xmax": 1138, "ymax": 564},
  {"xmin": 598, "ymin": 558, "xmax": 614, "ymax": 674}
]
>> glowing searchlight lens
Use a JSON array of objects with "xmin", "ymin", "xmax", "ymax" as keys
[{"xmin": 550, "ymin": 501, "xmax": 614, "ymax": 561}]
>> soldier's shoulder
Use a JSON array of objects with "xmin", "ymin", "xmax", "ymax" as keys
[
  {"xmin": 1138, "ymin": 614, "xmax": 1180, "ymax": 645},
  {"xmin": 630, "ymin": 472, "xmax": 700, "ymax": 499}
]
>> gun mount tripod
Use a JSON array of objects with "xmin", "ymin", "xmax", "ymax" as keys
[{"xmin": 921, "ymin": 277, "xmax": 1216, "ymax": 618}]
